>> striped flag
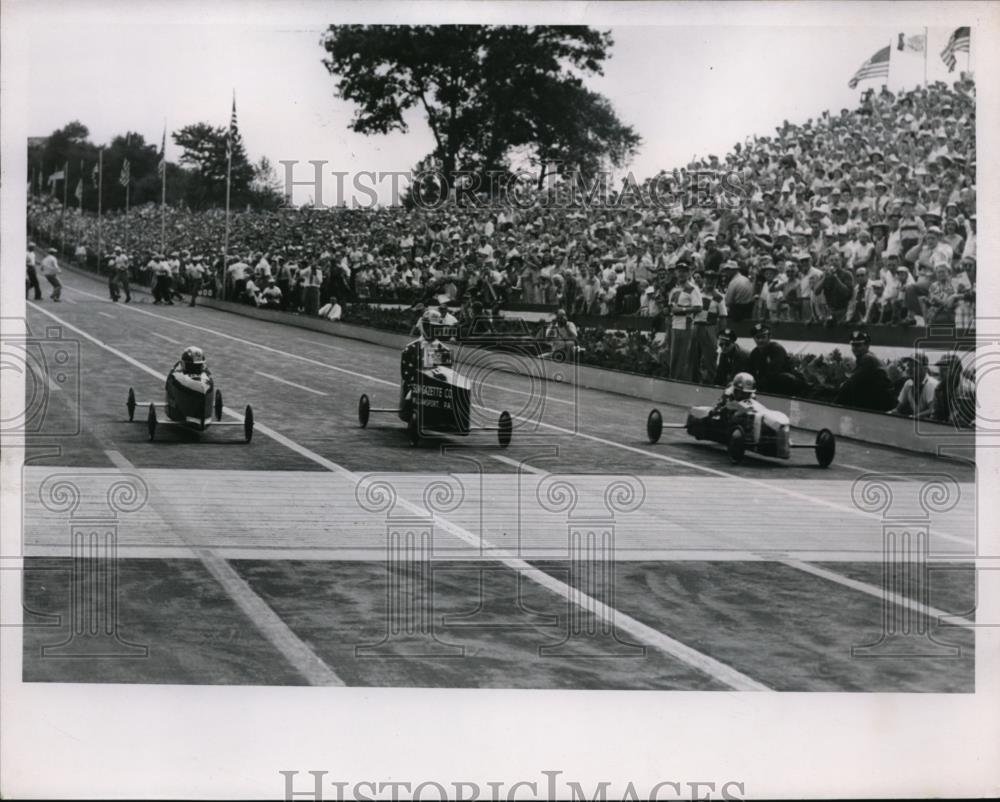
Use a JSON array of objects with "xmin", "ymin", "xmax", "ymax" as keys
[
  {"xmin": 941, "ymin": 26, "xmax": 970, "ymax": 72},
  {"xmin": 225, "ymin": 93, "xmax": 238, "ymax": 161},
  {"xmin": 848, "ymin": 45, "xmax": 890, "ymax": 89},
  {"xmin": 119, "ymin": 158, "xmax": 130, "ymax": 187}
]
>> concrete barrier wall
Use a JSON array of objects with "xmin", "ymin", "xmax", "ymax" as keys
[{"xmin": 200, "ymin": 298, "xmax": 975, "ymax": 460}]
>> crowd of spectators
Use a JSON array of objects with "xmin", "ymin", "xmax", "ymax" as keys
[{"xmin": 27, "ymin": 78, "xmax": 977, "ymax": 425}]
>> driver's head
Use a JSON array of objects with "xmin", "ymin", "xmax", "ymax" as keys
[
  {"xmin": 718, "ymin": 328, "xmax": 738, "ymax": 352},
  {"xmin": 181, "ymin": 346, "xmax": 206, "ymax": 374},
  {"xmin": 731, "ymin": 372, "xmax": 757, "ymax": 401},
  {"xmin": 419, "ymin": 309, "xmax": 442, "ymax": 339}
]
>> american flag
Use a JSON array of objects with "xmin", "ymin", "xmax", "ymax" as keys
[
  {"xmin": 940, "ymin": 26, "xmax": 970, "ymax": 72},
  {"xmin": 158, "ymin": 126, "xmax": 167, "ymax": 177},
  {"xmin": 119, "ymin": 158, "xmax": 130, "ymax": 187},
  {"xmin": 226, "ymin": 93, "xmax": 238, "ymax": 162},
  {"xmin": 848, "ymin": 45, "xmax": 890, "ymax": 89},
  {"xmin": 91, "ymin": 160, "xmax": 99, "ymax": 186}
]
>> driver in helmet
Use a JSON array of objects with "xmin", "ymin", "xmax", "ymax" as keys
[
  {"xmin": 400, "ymin": 309, "xmax": 450, "ymax": 414},
  {"xmin": 178, "ymin": 346, "xmax": 208, "ymax": 376},
  {"xmin": 712, "ymin": 371, "xmax": 757, "ymax": 417}
]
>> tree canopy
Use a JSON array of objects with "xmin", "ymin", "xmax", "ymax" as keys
[{"xmin": 320, "ymin": 25, "xmax": 640, "ymax": 188}]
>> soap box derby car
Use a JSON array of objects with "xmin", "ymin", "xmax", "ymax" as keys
[
  {"xmin": 126, "ymin": 347, "xmax": 254, "ymax": 442},
  {"xmin": 646, "ymin": 385, "xmax": 835, "ymax": 467},
  {"xmin": 358, "ymin": 322, "xmax": 513, "ymax": 447}
]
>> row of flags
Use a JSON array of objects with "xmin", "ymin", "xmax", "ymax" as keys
[
  {"xmin": 38, "ymin": 94, "xmax": 241, "ymax": 198},
  {"xmin": 848, "ymin": 26, "xmax": 971, "ymax": 89}
]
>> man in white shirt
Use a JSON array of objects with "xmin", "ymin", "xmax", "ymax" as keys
[
  {"xmin": 689, "ymin": 270, "xmax": 726, "ymax": 383},
  {"xmin": 40, "ymin": 247, "xmax": 62, "ymax": 302},
  {"xmin": 890, "ymin": 355, "xmax": 938, "ymax": 419},
  {"xmin": 318, "ymin": 296, "xmax": 342, "ymax": 320},
  {"xmin": 261, "ymin": 278, "xmax": 283, "ymax": 309}
]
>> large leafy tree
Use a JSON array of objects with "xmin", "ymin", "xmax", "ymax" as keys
[
  {"xmin": 173, "ymin": 122, "xmax": 254, "ymax": 209},
  {"xmin": 320, "ymin": 25, "xmax": 639, "ymax": 186}
]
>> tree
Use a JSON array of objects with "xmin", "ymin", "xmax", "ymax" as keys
[
  {"xmin": 173, "ymin": 122, "xmax": 253, "ymax": 209},
  {"xmin": 249, "ymin": 156, "xmax": 286, "ymax": 210},
  {"xmin": 320, "ymin": 25, "xmax": 637, "ymax": 188}
]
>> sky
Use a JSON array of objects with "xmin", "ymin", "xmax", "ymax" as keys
[{"xmin": 21, "ymin": 2, "xmax": 979, "ymax": 206}]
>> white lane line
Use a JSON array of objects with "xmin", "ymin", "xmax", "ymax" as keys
[
  {"xmin": 490, "ymin": 455, "xmax": 549, "ymax": 475},
  {"xmin": 781, "ymin": 559, "xmax": 975, "ymax": 630},
  {"xmin": 98, "ymin": 311, "xmax": 115, "ymax": 319},
  {"xmin": 66, "ymin": 285, "xmax": 396, "ymax": 388},
  {"xmin": 61, "ymin": 284, "xmax": 972, "ymax": 547},
  {"xmin": 63, "ymin": 298, "xmax": 77, "ymax": 304},
  {"xmin": 256, "ymin": 371, "xmax": 327, "ymax": 396},
  {"xmin": 104, "ymin": 448, "xmax": 343, "ymax": 686},
  {"xmin": 297, "ymin": 337, "xmax": 348, "ymax": 352},
  {"xmin": 31, "ymin": 299, "xmax": 769, "ymax": 691},
  {"xmin": 150, "ymin": 331, "xmax": 181, "ymax": 345},
  {"xmin": 478, "ymin": 380, "xmax": 576, "ymax": 406}
]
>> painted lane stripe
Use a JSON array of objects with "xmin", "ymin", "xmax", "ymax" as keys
[
  {"xmin": 781, "ymin": 558, "xmax": 975, "ymax": 630},
  {"xmin": 64, "ymin": 285, "xmax": 972, "ymax": 548},
  {"xmin": 98, "ymin": 311, "xmax": 115, "ymax": 319},
  {"xmin": 490, "ymin": 455, "xmax": 549, "ymax": 475},
  {"xmin": 30, "ymin": 299, "xmax": 770, "ymax": 692},
  {"xmin": 104, "ymin": 448, "xmax": 344, "ymax": 686},
  {"xmin": 297, "ymin": 337, "xmax": 348, "ymax": 353},
  {"xmin": 150, "ymin": 331, "xmax": 181, "ymax": 345},
  {"xmin": 255, "ymin": 370, "xmax": 327, "ymax": 396}
]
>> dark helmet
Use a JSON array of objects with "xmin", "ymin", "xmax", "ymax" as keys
[
  {"xmin": 732, "ymin": 372, "xmax": 757, "ymax": 400},
  {"xmin": 181, "ymin": 346, "xmax": 206, "ymax": 374},
  {"xmin": 849, "ymin": 329, "xmax": 871, "ymax": 346},
  {"xmin": 718, "ymin": 328, "xmax": 738, "ymax": 345}
]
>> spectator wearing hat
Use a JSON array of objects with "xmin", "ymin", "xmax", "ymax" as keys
[
  {"xmin": 905, "ymin": 226, "xmax": 953, "ymax": 272},
  {"xmin": 546, "ymin": 308, "xmax": 578, "ymax": 362},
  {"xmin": 816, "ymin": 254, "xmax": 853, "ymax": 325},
  {"xmin": 26, "ymin": 242, "xmax": 42, "ymax": 301},
  {"xmin": 714, "ymin": 328, "xmax": 750, "ymax": 387},
  {"xmin": 932, "ymin": 354, "xmax": 975, "ymax": 428},
  {"xmin": 890, "ymin": 354, "xmax": 938, "ymax": 419},
  {"xmin": 835, "ymin": 330, "xmax": 894, "ymax": 411},
  {"xmin": 112, "ymin": 247, "xmax": 131, "ymax": 303},
  {"xmin": 926, "ymin": 262, "xmax": 960, "ymax": 325},
  {"xmin": 300, "ymin": 261, "xmax": 323, "ymax": 316},
  {"xmin": 667, "ymin": 262, "xmax": 701, "ymax": 381},
  {"xmin": 748, "ymin": 323, "xmax": 802, "ymax": 396},
  {"xmin": 846, "ymin": 267, "xmax": 871, "ymax": 324},
  {"xmin": 40, "ymin": 247, "xmax": 62, "ymax": 302},
  {"xmin": 261, "ymin": 278, "xmax": 284, "ymax": 310},
  {"xmin": 953, "ymin": 256, "xmax": 975, "ymax": 331},
  {"xmin": 722, "ymin": 261, "xmax": 754, "ymax": 322}
]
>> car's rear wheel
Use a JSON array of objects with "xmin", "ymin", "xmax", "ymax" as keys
[
  {"xmin": 358, "ymin": 394, "xmax": 370, "ymax": 428},
  {"xmin": 127, "ymin": 388, "xmax": 136, "ymax": 421},
  {"xmin": 243, "ymin": 405, "xmax": 254, "ymax": 443},
  {"xmin": 215, "ymin": 390, "xmax": 224, "ymax": 421},
  {"xmin": 727, "ymin": 426, "xmax": 746, "ymax": 464},
  {"xmin": 646, "ymin": 408, "xmax": 663, "ymax": 444},
  {"xmin": 147, "ymin": 403, "xmax": 157, "ymax": 441},
  {"xmin": 815, "ymin": 428, "xmax": 835, "ymax": 468},
  {"xmin": 498, "ymin": 410, "xmax": 512, "ymax": 448}
]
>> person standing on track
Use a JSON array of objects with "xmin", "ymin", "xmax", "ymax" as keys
[
  {"xmin": 667, "ymin": 262, "xmax": 701, "ymax": 381},
  {"xmin": 301, "ymin": 261, "xmax": 323, "ymax": 316},
  {"xmin": 186, "ymin": 255, "xmax": 204, "ymax": 307},
  {"xmin": 26, "ymin": 242, "xmax": 42, "ymax": 300},
  {"xmin": 689, "ymin": 269, "xmax": 726, "ymax": 383},
  {"xmin": 40, "ymin": 247, "xmax": 62, "ymax": 302},
  {"xmin": 113, "ymin": 248, "xmax": 132, "ymax": 303}
]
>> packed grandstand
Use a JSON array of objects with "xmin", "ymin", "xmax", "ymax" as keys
[{"xmin": 27, "ymin": 77, "xmax": 976, "ymax": 424}]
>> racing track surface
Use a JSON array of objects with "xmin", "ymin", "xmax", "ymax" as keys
[{"xmin": 20, "ymin": 269, "xmax": 977, "ymax": 691}]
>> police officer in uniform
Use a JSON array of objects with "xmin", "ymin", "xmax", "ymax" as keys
[
  {"xmin": 835, "ymin": 330, "xmax": 895, "ymax": 411},
  {"xmin": 714, "ymin": 328, "xmax": 751, "ymax": 387}
]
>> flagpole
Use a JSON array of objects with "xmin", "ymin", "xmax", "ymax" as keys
[
  {"xmin": 61, "ymin": 160, "xmax": 69, "ymax": 254},
  {"xmin": 97, "ymin": 149, "xmax": 103, "ymax": 273},
  {"xmin": 160, "ymin": 125, "xmax": 167, "ymax": 257},
  {"xmin": 223, "ymin": 92, "xmax": 234, "ymax": 302},
  {"xmin": 923, "ymin": 27, "xmax": 928, "ymax": 87}
]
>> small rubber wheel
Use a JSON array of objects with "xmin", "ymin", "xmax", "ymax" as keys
[
  {"xmin": 815, "ymin": 428, "xmax": 836, "ymax": 468},
  {"xmin": 147, "ymin": 403, "xmax": 157, "ymax": 441},
  {"xmin": 243, "ymin": 405, "xmax": 254, "ymax": 443},
  {"xmin": 215, "ymin": 390, "xmax": 224, "ymax": 422},
  {"xmin": 498, "ymin": 410, "xmax": 512, "ymax": 448},
  {"xmin": 358, "ymin": 394, "xmax": 370, "ymax": 428},
  {"xmin": 727, "ymin": 426, "xmax": 746, "ymax": 465},
  {"xmin": 407, "ymin": 411, "xmax": 420, "ymax": 447},
  {"xmin": 127, "ymin": 388, "xmax": 136, "ymax": 422},
  {"xmin": 647, "ymin": 409, "xmax": 663, "ymax": 444}
]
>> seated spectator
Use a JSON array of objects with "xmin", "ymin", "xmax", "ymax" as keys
[
  {"xmin": 889, "ymin": 354, "xmax": 937, "ymax": 419},
  {"xmin": 261, "ymin": 278, "xmax": 283, "ymax": 309},
  {"xmin": 545, "ymin": 307, "xmax": 578, "ymax": 362},
  {"xmin": 318, "ymin": 296, "xmax": 342, "ymax": 320},
  {"xmin": 932, "ymin": 354, "xmax": 975, "ymax": 428}
]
